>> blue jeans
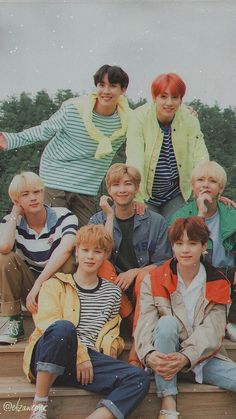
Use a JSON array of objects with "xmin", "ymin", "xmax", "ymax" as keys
[
  {"xmin": 30, "ymin": 320, "xmax": 150, "ymax": 419},
  {"xmin": 147, "ymin": 194, "xmax": 185, "ymax": 219},
  {"xmin": 153, "ymin": 316, "xmax": 236, "ymax": 397}
]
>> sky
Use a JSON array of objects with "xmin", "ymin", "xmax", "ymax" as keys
[{"xmin": 1, "ymin": 0, "xmax": 236, "ymax": 108}]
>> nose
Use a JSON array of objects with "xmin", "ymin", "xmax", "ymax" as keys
[
  {"xmin": 29, "ymin": 193, "xmax": 36, "ymax": 201},
  {"xmin": 87, "ymin": 250, "xmax": 94, "ymax": 258},
  {"xmin": 103, "ymin": 84, "xmax": 111, "ymax": 94},
  {"xmin": 165, "ymin": 95, "xmax": 173, "ymax": 105}
]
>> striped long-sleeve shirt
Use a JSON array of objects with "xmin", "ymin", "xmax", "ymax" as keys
[
  {"xmin": 1, "ymin": 206, "xmax": 78, "ymax": 274},
  {"xmin": 74, "ymin": 278, "xmax": 121, "ymax": 349},
  {"xmin": 4, "ymin": 99, "xmax": 126, "ymax": 196}
]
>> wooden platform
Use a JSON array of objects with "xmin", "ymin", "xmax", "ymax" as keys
[{"xmin": 0, "ymin": 316, "xmax": 236, "ymax": 418}]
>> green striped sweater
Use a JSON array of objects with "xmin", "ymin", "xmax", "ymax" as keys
[{"xmin": 5, "ymin": 99, "xmax": 126, "ymax": 195}]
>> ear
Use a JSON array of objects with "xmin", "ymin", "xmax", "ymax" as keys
[
  {"xmin": 121, "ymin": 87, "xmax": 127, "ymax": 94},
  {"xmin": 202, "ymin": 243, "xmax": 207, "ymax": 255}
]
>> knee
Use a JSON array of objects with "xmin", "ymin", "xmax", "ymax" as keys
[
  {"xmin": 46, "ymin": 320, "xmax": 77, "ymax": 341},
  {"xmin": 132, "ymin": 367, "xmax": 150, "ymax": 394},
  {"xmin": 0, "ymin": 251, "xmax": 18, "ymax": 267},
  {"xmin": 154, "ymin": 316, "xmax": 179, "ymax": 340}
]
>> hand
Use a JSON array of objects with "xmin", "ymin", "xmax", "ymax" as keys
[
  {"xmin": 0, "ymin": 133, "xmax": 7, "ymax": 150},
  {"xmin": 219, "ymin": 196, "xmax": 236, "ymax": 208},
  {"xmin": 146, "ymin": 351, "xmax": 188, "ymax": 380},
  {"xmin": 196, "ymin": 191, "xmax": 212, "ymax": 217},
  {"xmin": 99, "ymin": 195, "xmax": 114, "ymax": 217},
  {"xmin": 133, "ymin": 201, "xmax": 146, "ymax": 216},
  {"xmin": 11, "ymin": 203, "xmax": 24, "ymax": 219},
  {"xmin": 115, "ymin": 269, "xmax": 139, "ymax": 291},
  {"xmin": 76, "ymin": 360, "xmax": 94, "ymax": 385},
  {"xmin": 26, "ymin": 281, "xmax": 42, "ymax": 314},
  {"xmin": 110, "ymin": 345, "xmax": 118, "ymax": 359}
]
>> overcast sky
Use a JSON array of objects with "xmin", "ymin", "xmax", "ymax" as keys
[{"xmin": 1, "ymin": 0, "xmax": 236, "ymax": 108}]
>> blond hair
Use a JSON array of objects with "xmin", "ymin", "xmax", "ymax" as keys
[
  {"xmin": 8, "ymin": 172, "xmax": 44, "ymax": 202},
  {"xmin": 105, "ymin": 163, "xmax": 141, "ymax": 189},
  {"xmin": 75, "ymin": 224, "xmax": 113, "ymax": 254},
  {"xmin": 191, "ymin": 161, "xmax": 227, "ymax": 191}
]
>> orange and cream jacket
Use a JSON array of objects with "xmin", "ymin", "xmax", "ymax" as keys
[
  {"xmin": 135, "ymin": 258, "xmax": 231, "ymax": 369},
  {"xmin": 23, "ymin": 273, "xmax": 124, "ymax": 382}
]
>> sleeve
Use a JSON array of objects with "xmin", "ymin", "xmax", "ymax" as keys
[
  {"xmin": 61, "ymin": 212, "xmax": 79, "ymax": 237},
  {"xmin": 4, "ymin": 103, "xmax": 69, "ymax": 150},
  {"xmin": 150, "ymin": 216, "xmax": 173, "ymax": 265},
  {"xmin": 126, "ymin": 108, "xmax": 147, "ymax": 202},
  {"xmin": 180, "ymin": 303, "xmax": 227, "ymax": 369},
  {"xmin": 188, "ymin": 115, "xmax": 209, "ymax": 166},
  {"xmin": 134, "ymin": 275, "xmax": 159, "ymax": 362},
  {"xmin": 88, "ymin": 211, "xmax": 105, "ymax": 225}
]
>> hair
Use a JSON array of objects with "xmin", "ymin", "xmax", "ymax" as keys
[
  {"xmin": 191, "ymin": 161, "xmax": 227, "ymax": 191},
  {"xmin": 93, "ymin": 64, "xmax": 129, "ymax": 89},
  {"xmin": 105, "ymin": 163, "xmax": 141, "ymax": 189},
  {"xmin": 75, "ymin": 224, "xmax": 113, "ymax": 254},
  {"xmin": 151, "ymin": 73, "xmax": 186, "ymax": 99},
  {"xmin": 168, "ymin": 217, "xmax": 210, "ymax": 245},
  {"xmin": 8, "ymin": 172, "xmax": 44, "ymax": 202}
]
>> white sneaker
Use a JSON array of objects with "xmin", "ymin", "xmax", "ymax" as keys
[{"xmin": 226, "ymin": 323, "xmax": 236, "ymax": 342}]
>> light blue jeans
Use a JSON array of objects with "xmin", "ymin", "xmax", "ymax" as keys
[{"xmin": 154, "ymin": 316, "xmax": 236, "ymax": 398}]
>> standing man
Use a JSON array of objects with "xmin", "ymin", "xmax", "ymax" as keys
[
  {"xmin": 0, "ymin": 65, "xmax": 130, "ymax": 226},
  {"xmin": 0, "ymin": 172, "xmax": 78, "ymax": 344}
]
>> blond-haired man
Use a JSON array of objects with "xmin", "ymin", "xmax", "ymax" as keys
[{"xmin": 0, "ymin": 172, "xmax": 78, "ymax": 344}]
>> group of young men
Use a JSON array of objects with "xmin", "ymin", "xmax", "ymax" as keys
[{"xmin": 0, "ymin": 64, "xmax": 235, "ymax": 419}]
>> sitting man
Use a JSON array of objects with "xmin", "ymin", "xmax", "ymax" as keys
[
  {"xmin": 168, "ymin": 161, "xmax": 236, "ymax": 341},
  {"xmin": 0, "ymin": 171, "xmax": 78, "ymax": 344},
  {"xmin": 135, "ymin": 217, "xmax": 236, "ymax": 419},
  {"xmin": 89, "ymin": 163, "xmax": 172, "ymax": 363},
  {"xmin": 24, "ymin": 224, "xmax": 150, "ymax": 419}
]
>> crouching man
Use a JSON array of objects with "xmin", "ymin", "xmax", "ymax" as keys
[
  {"xmin": 23, "ymin": 225, "xmax": 149, "ymax": 419},
  {"xmin": 135, "ymin": 217, "xmax": 236, "ymax": 419},
  {"xmin": 0, "ymin": 172, "xmax": 78, "ymax": 344}
]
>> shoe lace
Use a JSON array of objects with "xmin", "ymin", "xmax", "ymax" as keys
[
  {"xmin": 30, "ymin": 403, "xmax": 48, "ymax": 419},
  {"xmin": 7, "ymin": 320, "xmax": 20, "ymax": 335}
]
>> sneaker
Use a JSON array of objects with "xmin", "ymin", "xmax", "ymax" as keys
[
  {"xmin": 0, "ymin": 316, "xmax": 24, "ymax": 344},
  {"xmin": 29, "ymin": 402, "xmax": 48, "ymax": 419},
  {"xmin": 226, "ymin": 323, "xmax": 236, "ymax": 342}
]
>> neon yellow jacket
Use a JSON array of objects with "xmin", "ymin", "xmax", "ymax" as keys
[
  {"xmin": 23, "ymin": 273, "xmax": 124, "ymax": 382},
  {"xmin": 126, "ymin": 102, "xmax": 209, "ymax": 202}
]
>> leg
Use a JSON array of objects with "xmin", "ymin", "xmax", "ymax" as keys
[
  {"xmin": 153, "ymin": 316, "xmax": 180, "ymax": 414},
  {"xmin": 68, "ymin": 192, "xmax": 97, "ymax": 227},
  {"xmin": 82, "ymin": 349, "xmax": 150, "ymax": 419},
  {"xmin": 202, "ymin": 357, "xmax": 236, "ymax": 392},
  {"xmin": 160, "ymin": 195, "xmax": 185, "ymax": 219},
  {"xmin": 0, "ymin": 252, "xmax": 35, "ymax": 316},
  {"xmin": 44, "ymin": 187, "xmax": 68, "ymax": 208}
]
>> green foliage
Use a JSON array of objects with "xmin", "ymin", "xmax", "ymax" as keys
[{"xmin": 0, "ymin": 92, "xmax": 235, "ymax": 216}]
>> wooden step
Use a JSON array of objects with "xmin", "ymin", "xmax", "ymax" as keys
[{"xmin": 0, "ymin": 376, "xmax": 236, "ymax": 419}]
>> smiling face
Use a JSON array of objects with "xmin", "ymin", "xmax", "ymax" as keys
[
  {"xmin": 76, "ymin": 244, "xmax": 108, "ymax": 274},
  {"xmin": 108, "ymin": 173, "xmax": 138, "ymax": 207},
  {"xmin": 191, "ymin": 174, "xmax": 224, "ymax": 200},
  {"xmin": 95, "ymin": 73, "xmax": 126, "ymax": 115},
  {"xmin": 172, "ymin": 230, "xmax": 206, "ymax": 269},
  {"xmin": 16, "ymin": 188, "xmax": 44, "ymax": 215},
  {"xmin": 155, "ymin": 86, "xmax": 182, "ymax": 124}
]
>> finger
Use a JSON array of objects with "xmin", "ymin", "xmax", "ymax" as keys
[{"xmin": 89, "ymin": 367, "xmax": 94, "ymax": 384}]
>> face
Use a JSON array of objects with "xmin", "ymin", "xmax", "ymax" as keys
[
  {"xmin": 192, "ymin": 174, "xmax": 223, "ymax": 199},
  {"xmin": 76, "ymin": 245, "xmax": 108, "ymax": 273},
  {"xmin": 172, "ymin": 230, "xmax": 206, "ymax": 268},
  {"xmin": 155, "ymin": 86, "xmax": 182, "ymax": 123},
  {"xmin": 16, "ymin": 188, "xmax": 44, "ymax": 214},
  {"xmin": 96, "ymin": 73, "xmax": 126, "ymax": 112},
  {"xmin": 108, "ymin": 173, "xmax": 138, "ymax": 207}
]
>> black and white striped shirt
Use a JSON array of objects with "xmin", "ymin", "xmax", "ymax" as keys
[
  {"xmin": 1, "ymin": 206, "xmax": 78, "ymax": 275},
  {"xmin": 75, "ymin": 278, "xmax": 121, "ymax": 349},
  {"xmin": 149, "ymin": 122, "xmax": 181, "ymax": 206}
]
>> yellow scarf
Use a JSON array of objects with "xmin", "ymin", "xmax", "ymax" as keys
[{"xmin": 68, "ymin": 92, "xmax": 130, "ymax": 159}]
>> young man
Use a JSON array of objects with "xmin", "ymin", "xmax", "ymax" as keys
[
  {"xmin": 0, "ymin": 65, "xmax": 130, "ymax": 226},
  {"xmin": 24, "ymin": 225, "xmax": 149, "ymax": 419},
  {"xmin": 0, "ymin": 172, "xmax": 78, "ymax": 344},
  {"xmin": 168, "ymin": 161, "xmax": 236, "ymax": 341},
  {"xmin": 135, "ymin": 217, "xmax": 236, "ymax": 419}
]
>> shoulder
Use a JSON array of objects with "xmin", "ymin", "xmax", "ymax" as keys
[
  {"xmin": 168, "ymin": 200, "xmax": 196, "ymax": 225},
  {"xmin": 146, "ymin": 208, "xmax": 167, "ymax": 224},
  {"xmin": 100, "ymin": 278, "xmax": 122, "ymax": 297},
  {"xmin": 46, "ymin": 206, "xmax": 78, "ymax": 225},
  {"xmin": 131, "ymin": 102, "xmax": 154, "ymax": 120}
]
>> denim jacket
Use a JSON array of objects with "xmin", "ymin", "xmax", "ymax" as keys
[{"xmin": 89, "ymin": 208, "xmax": 172, "ymax": 272}]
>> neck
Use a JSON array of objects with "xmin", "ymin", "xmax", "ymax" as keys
[
  {"xmin": 115, "ymin": 204, "xmax": 135, "ymax": 220},
  {"xmin": 178, "ymin": 261, "xmax": 201, "ymax": 287},
  {"xmin": 94, "ymin": 99, "xmax": 117, "ymax": 116},
  {"xmin": 73, "ymin": 267, "xmax": 99, "ymax": 289},
  {"xmin": 25, "ymin": 207, "xmax": 47, "ymax": 233}
]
